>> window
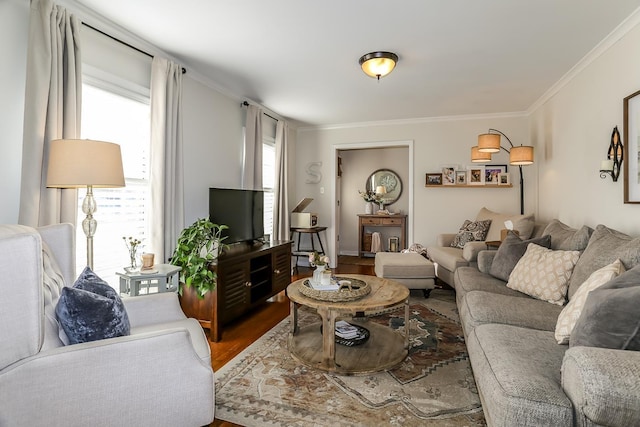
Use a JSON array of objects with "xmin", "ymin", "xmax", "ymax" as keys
[
  {"xmin": 77, "ymin": 82, "xmax": 151, "ymax": 288},
  {"xmin": 262, "ymin": 136, "xmax": 275, "ymax": 238}
]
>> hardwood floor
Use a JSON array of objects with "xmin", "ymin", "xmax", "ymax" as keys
[{"xmin": 209, "ymin": 260, "xmax": 374, "ymax": 427}]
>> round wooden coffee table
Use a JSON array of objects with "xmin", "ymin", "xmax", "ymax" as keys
[{"xmin": 287, "ymin": 274, "xmax": 410, "ymax": 375}]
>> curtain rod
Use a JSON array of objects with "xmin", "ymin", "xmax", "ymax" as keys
[
  {"xmin": 241, "ymin": 101, "xmax": 278, "ymax": 121},
  {"xmin": 81, "ymin": 22, "xmax": 186, "ymax": 74}
]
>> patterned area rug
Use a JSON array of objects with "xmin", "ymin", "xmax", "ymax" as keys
[{"xmin": 215, "ymin": 289, "xmax": 485, "ymax": 426}]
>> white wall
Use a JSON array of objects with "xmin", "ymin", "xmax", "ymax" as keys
[
  {"xmin": 0, "ymin": 0, "xmax": 29, "ymax": 223},
  {"xmin": 529, "ymin": 17, "xmax": 640, "ymax": 236},
  {"xmin": 296, "ymin": 115, "xmax": 531, "ymax": 264},
  {"xmin": 182, "ymin": 77, "xmax": 245, "ymax": 226}
]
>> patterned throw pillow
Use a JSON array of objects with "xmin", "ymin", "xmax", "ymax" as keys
[
  {"xmin": 450, "ymin": 219, "xmax": 492, "ymax": 249},
  {"xmin": 555, "ymin": 259, "xmax": 625, "ymax": 344},
  {"xmin": 507, "ymin": 244, "xmax": 581, "ymax": 305}
]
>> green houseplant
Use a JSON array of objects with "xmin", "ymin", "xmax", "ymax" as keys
[{"xmin": 171, "ymin": 218, "xmax": 228, "ymax": 298}]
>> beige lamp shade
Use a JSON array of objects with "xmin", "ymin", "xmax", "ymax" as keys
[
  {"xmin": 375, "ymin": 185, "xmax": 386, "ymax": 194},
  {"xmin": 359, "ymin": 52, "xmax": 398, "ymax": 79},
  {"xmin": 478, "ymin": 133, "xmax": 501, "ymax": 153},
  {"xmin": 509, "ymin": 146, "xmax": 534, "ymax": 165},
  {"xmin": 47, "ymin": 139, "xmax": 125, "ymax": 188},
  {"xmin": 471, "ymin": 146, "xmax": 492, "ymax": 163}
]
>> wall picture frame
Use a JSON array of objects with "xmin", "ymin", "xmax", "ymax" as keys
[
  {"xmin": 484, "ymin": 164, "xmax": 508, "ymax": 184},
  {"xmin": 468, "ymin": 165, "xmax": 485, "ymax": 185},
  {"xmin": 498, "ymin": 172, "xmax": 510, "ymax": 185},
  {"xmin": 455, "ymin": 170, "xmax": 467, "ymax": 185},
  {"xmin": 426, "ymin": 173, "xmax": 443, "ymax": 186},
  {"xmin": 624, "ymin": 89, "xmax": 640, "ymax": 203},
  {"xmin": 441, "ymin": 164, "xmax": 458, "ymax": 185}
]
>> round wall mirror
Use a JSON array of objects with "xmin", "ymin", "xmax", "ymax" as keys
[{"xmin": 365, "ymin": 169, "xmax": 403, "ymax": 206}]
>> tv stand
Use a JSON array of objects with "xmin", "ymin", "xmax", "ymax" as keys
[{"xmin": 180, "ymin": 240, "xmax": 292, "ymax": 342}]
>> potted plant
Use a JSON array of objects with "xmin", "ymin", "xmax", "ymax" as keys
[{"xmin": 171, "ymin": 217, "xmax": 228, "ymax": 298}]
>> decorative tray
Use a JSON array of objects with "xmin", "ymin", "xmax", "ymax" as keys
[{"xmin": 300, "ymin": 276, "xmax": 371, "ymax": 302}]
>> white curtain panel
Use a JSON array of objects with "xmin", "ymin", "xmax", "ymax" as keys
[
  {"xmin": 273, "ymin": 120, "xmax": 289, "ymax": 241},
  {"xmin": 242, "ymin": 104, "xmax": 263, "ymax": 190},
  {"xmin": 150, "ymin": 57, "xmax": 184, "ymax": 263},
  {"xmin": 19, "ymin": 0, "xmax": 81, "ymax": 227}
]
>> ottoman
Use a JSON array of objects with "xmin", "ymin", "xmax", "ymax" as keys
[{"xmin": 374, "ymin": 252, "xmax": 436, "ymax": 297}]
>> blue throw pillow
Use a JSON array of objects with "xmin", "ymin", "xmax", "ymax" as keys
[{"xmin": 55, "ymin": 267, "xmax": 130, "ymax": 344}]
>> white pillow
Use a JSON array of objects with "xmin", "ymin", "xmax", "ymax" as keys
[
  {"xmin": 554, "ymin": 259, "xmax": 625, "ymax": 344},
  {"xmin": 507, "ymin": 244, "xmax": 580, "ymax": 305}
]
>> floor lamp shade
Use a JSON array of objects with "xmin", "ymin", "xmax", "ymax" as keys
[
  {"xmin": 47, "ymin": 139, "xmax": 125, "ymax": 188},
  {"xmin": 47, "ymin": 139, "xmax": 125, "ymax": 270},
  {"xmin": 509, "ymin": 146, "xmax": 534, "ymax": 165},
  {"xmin": 477, "ymin": 133, "xmax": 501, "ymax": 153}
]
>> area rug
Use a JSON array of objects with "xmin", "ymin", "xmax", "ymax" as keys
[{"xmin": 214, "ymin": 289, "xmax": 485, "ymax": 426}]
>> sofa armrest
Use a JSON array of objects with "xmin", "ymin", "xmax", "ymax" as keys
[
  {"xmin": 0, "ymin": 328, "xmax": 214, "ymax": 426},
  {"xmin": 436, "ymin": 233, "xmax": 456, "ymax": 247},
  {"xmin": 477, "ymin": 250, "xmax": 497, "ymax": 274},
  {"xmin": 462, "ymin": 241, "xmax": 487, "ymax": 262},
  {"xmin": 122, "ymin": 292, "xmax": 187, "ymax": 328},
  {"xmin": 562, "ymin": 346, "xmax": 640, "ymax": 427}
]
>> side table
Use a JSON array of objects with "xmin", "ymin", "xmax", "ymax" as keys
[
  {"xmin": 290, "ymin": 226, "xmax": 328, "ymax": 269},
  {"xmin": 117, "ymin": 264, "xmax": 181, "ymax": 297}
]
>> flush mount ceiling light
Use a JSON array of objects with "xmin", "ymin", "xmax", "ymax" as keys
[{"xmin": 359, "ymin": 51, "xmax": 398, "ymax": 80}]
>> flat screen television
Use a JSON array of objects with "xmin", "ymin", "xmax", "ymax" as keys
[{"xmin": 209, "ymin": 187, "xmax": 265, "ymax": 244}]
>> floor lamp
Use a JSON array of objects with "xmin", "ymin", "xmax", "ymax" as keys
[
  {"xmin": 471, "ymin": 129, "xmax": 534, "ymax": 214},
  {"xmin": 46, "ymin": 139, "xmax": 125, "ymax": 270}
]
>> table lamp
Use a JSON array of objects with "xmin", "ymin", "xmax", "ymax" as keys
[{"xmin": 47, "ymin": 139, "xmax": 125, "ymax": 270}]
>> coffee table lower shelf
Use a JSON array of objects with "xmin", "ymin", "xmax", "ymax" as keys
[{"xmin": 288, "ymin": 320, "xmax": 408, "ymax": 375}]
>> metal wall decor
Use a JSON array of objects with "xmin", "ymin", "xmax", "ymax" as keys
[{"xmin": 600, "ymin": 126, "xmax": 623, "ymax": 182}]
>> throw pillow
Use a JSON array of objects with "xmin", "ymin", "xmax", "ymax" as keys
[
  {"xmin": 570, "ymin": 264, "xmax": 640, "ymax": 350},
  {"xmin": 567, "ymin": 224, "xmax": 640, "ymax": 300},
  {"xmin": 488, "ymin": 231, "xmax": 552, "ymax": 281},
  {"xmin": 56, "ymin": 267, "xmax": 130, "ymax": 344},
  {"xmin": 450, "ymin": 219, "xmax": 492, "ymax": 249},
  {"xmin": 542, "ymin": 219, "xmax": 593, "ymax": 251},
  {"xmin": 554, "ymin": 259, "xmax": 625, "ymax": 344},
  {"xmin": 507, "ymin": 244, "xmax": 581, "ymax": 305},
  {"xmin": 475, "ymin": 207, "xmax": 535, "ymax": 241}
]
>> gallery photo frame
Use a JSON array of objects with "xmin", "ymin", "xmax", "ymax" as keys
[
  {"xmin": 426, "ymin": 173, "xmax": 443, "ymax": 186},
  {"xmin": 455, "ymin": 170, "xmax": 467, "ymax": 185},
  {"xmin": 441, "ymin": 164, "xmax": 458, "ymax": 185},
  {"xmin": 467, "ymin": 165, "xmax": 485, "ymax": 185},
  {"xmin": 498, "ymin": 172, "xmax": 510, "ymax": 185}
]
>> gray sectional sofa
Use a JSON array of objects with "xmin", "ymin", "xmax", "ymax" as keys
[{"xmin": 449, "ymin": 219, "xmax": 640, "ymax": 426}]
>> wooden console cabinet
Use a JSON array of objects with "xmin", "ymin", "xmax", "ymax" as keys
[
  {"xmin": 180, "ymin": 240, "xmax": 292, "ymax": 342},
  {"xmin": 357, "ymin": 214, "xmax": 407, "ymax": 257}
]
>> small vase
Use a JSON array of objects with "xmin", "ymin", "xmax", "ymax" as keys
[
  {"xmin": 125, "ymin": 252, "xmax": 139, "ymax": 273},
  {"xmin": 313, "ymin": 264, "xmax": 326, "ymax": 284},
  {"xmin": 365, "ymin": 202, "xmax": 373, "ymax": 215}
]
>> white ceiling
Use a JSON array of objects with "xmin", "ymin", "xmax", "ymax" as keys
[{"xmin": 75, "ymin": 0, "xmax": 640, "ymax": 128}]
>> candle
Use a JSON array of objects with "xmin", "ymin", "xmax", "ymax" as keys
[
  {"xmin": 141, "ymin": 253, "xmax": 155, "ymax": 269},
  {"xmin": 601, "ymin": 159, "xmax": 613, "ymax": 171}
]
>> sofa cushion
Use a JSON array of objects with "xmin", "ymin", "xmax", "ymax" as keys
[
  {"xmin": 374, "ymin": 252, "xmax": 435, "ymax": 278},
  {"xmin": 467, "ymin": 324, "xmax": 573, "ymax": 426},
  {"xmin": 453, "ymin": 266, "xmax": 528, "ymax": 306},
  {"xmin": 489, "ymin": 232, "xmax": 552, "ymax": 281},
  {"xmin": 542, "ymin": 219, "xmax": 593, "ymax": 251},
  {"xmin": 555, "ymin": 259, "xmax": 625, "ymax": 344},
  {"xmin": 56, "ymin": 267, "xmax": 131, "ymax": 344},
  {"xmin": 460, "ymin": 291, "xmax": 563, "ymax": 335},
  {"xmin": 507, "ymin": 244, "xmax": 580, "ymax": 305},
  {"xmin": 450, "ymin": 219, "xmax": 492, "ymax": 249},
  {"xmin": 568, "ymin": 224, "xmax": 640, "ymax": 299},
  {"xmin": 570, "ymin": 264, "xmax": 640, "ymax": 350},
  {"xmin": 427, "ymin": 246, "xmax": 468, "ymax": 273},
  {"xmin": 475, "ymin": 207, "xmax": 535, "ymax": 241}
]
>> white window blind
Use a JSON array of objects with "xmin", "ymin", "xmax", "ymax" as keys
[
  {"xmin": 262, "ymin": 136, "xmax": 275, "ymax": 238},
  {"xmin": 77, "ymin": 83, "xmax": 151, "ymax": 288}
]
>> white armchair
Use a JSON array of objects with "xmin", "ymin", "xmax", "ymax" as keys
[{"xmin": 0, "ymin": 224, "xmax": 214, "ymax": 427}]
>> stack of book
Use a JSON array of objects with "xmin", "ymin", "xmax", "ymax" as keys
[{"xmin": 335, "ymin": 320, "xmax": 359, "ymax": 340}]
